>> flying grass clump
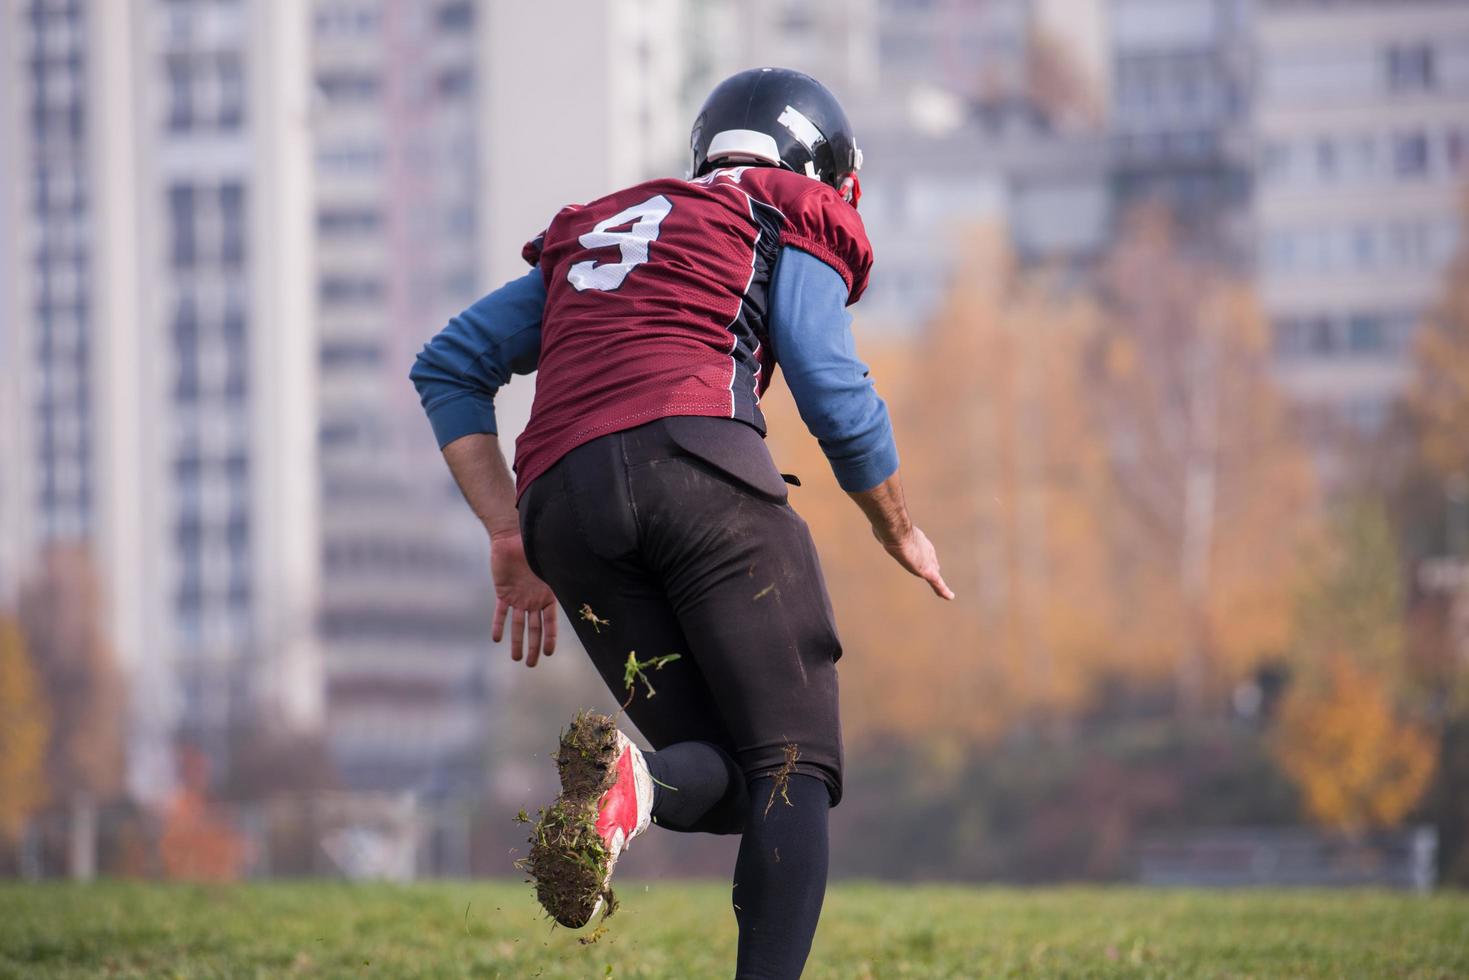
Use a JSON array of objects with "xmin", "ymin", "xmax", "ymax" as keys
[
  {"xmin": 621, "ymin": 650, "xmax": 681, "ymax": 706},
  {"xmin": 518, "ymin": 711, "xmax": 624, "ymax": 929},
  {"xmin": 764, "ymin": 742, "xmax": 801, "ymax": 818}
]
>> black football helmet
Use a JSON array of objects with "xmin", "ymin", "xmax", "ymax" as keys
[{"xmin": 690, "ymin": 68, "xmax": 864, "ymax": 207}]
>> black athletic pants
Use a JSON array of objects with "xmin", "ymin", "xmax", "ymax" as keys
[
  {"xmin": 518, "ymin": 416, "xmax": 844, "ymax": 977},
  {"xmin": 518, "ymin": 416, "xmax": 845, "ymax": 803}
]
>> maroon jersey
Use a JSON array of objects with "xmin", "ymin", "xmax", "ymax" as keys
[{"xmin": 513, "ymin": 166, "xmax": 873, "ymax": 494}]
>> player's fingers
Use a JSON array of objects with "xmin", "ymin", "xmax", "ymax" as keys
[
  {"xmin": 526, "ymin": 609, "xmax": 543, "ymax": 668},
  {"xmin": 492, "ymin": 598, "xmax": 508, "ymax": 644},
  {"xmin": 926, "ymin": 566, "xmax": 955, "ymax": 601},
  {"xmin": 510, "ymin": 605, "xmax": 526, "ymax": 662},
  {"xmin": 543, "ymin": 610, "xmax": 558, "ymax": 657}
]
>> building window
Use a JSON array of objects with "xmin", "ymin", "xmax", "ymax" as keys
[
  {"xmin": 317, "ymin": 208, "xmax": 381, "ymax": 234},
  {"xmin": 1347, "ymin": 314, "xmax": 1386, "ymax": 354},
  {"xmin": 1447, "ymin": 129, "xmax": 1469, "ymax": 174},
  {"xmin": 316, "ymin": 69, "xmax": 380, "ymax": 101},
  {"xmin": 316, "ymin": 143, "xmax": 384, "ymax": 174},
  {"xmin": 166, "ymin": 53, "xmax": 193, "ymax": 131},
  {"xmin": 436, "ymin": 67, "xmax": 471, "ymax": 98},
  {"xmin": 437, "ymin": 2, "xmax": 473, "ymax": 31},
  {"xmin": 320, "ymin": 275, "xmax": 384, "ymax": 303},
  {"xmin": 168, "ymin": 184, "xmax": 196, "ymax": 268},
  {"xmin": 316, "ymin": 3, "xmax": 379, "ymax": 37},
  {"xmin": 220, "ymin": 182, "xmax": 245, "ymax": 268},
  {"xmin": 173, "ymin": 294, "xmax": 200, "ymax": 402},
  {"xmin": 320, "ymin": 342, "xmax": 383, "ymax": 368},
  {"xmin": 1316, "ymin": 138, "xmax": 1337, "ymax": 179},
  {"xmin": 1386, "ymin": 43, "xmax": 1435, "ymax": 92},
  {"xmin": 218, "ymin": 52, "xmax": 244, "ymax": 130},
  {"xmin": 1394, "ymin": 131, "xmax": 1429, "ymax": 177}
]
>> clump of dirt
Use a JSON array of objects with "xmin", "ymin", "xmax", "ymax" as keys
[
  {"xmin": 578, "ymin": 603, "xmax": 612, "ymax": 634},
  {"xmin": 519, "ymin": 711, "xmax": 622, "ymax": 928}
]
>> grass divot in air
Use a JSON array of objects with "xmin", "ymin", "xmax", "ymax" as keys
[{"xmin": 620, "ymin": 651, "xmax": 681, "ymax": 706}]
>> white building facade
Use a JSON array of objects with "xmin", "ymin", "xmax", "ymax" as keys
[
  {"xmin": 1255, "ymin": 0, "xmax": 1469, "ymax": 439},
  {"xmin": 0, "ymin": 0, "xmax": 321, "ymax": 800}
]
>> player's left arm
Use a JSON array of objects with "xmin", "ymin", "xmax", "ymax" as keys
[
  {"xmin": 411, "ymin": 267, "xmax": 560, "ymax": 665},
  {"xmin": 767, "ymin": 244, "xmax": 953, "ymax": 600}
]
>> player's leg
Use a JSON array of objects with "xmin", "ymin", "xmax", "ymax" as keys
[
  {"xmin": 733, "ymin": 773, "xmax": 830, "ymax": 979},
  {"xmin": 665, "ymin": 507, "xmax": 841, "ymax": 980},
  {"xmin": 621, "ymin": 435, "xmax": 844, "ymax": 979},
  {"xmin": 519, "ymin": 439, "xmax": 750, "ymax": 837}
]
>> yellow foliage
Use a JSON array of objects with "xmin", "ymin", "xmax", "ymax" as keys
[
  {"xmin": 765, "ymin": 214, "xmax": 1318, "ymax": 746},
  {"xmin": 0, "ymin": 616, "xmax": 51, "ymax": 843},
  {"xmin": 1274, "ymin": 655, "xmax": 1437, "ymax": 833},
  {"xmin": 1093, "ymin": 207, "xmax": 1318, "ymax": 705}
]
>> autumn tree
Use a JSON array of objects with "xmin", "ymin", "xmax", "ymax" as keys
[
  {"xmin": 1398, "ymin": 186, "xmax": 1469, "ymax": 874},
  {"xmin": 765, "ymin": 212, "xmax": 1317, "ymax": 745},
  {"xmin": 1272, "ymin": 499, "xmax": 1437, "ymax": 833},
  {"xmin": 1274, "ymin": 656, "xmax": 1436, "ymax": 834},
  {"xmin": 1090, "ymin": 206, "xmax": 1317, "ymax": 713},
  {"xmin": 0, "ymin": 616, "xmax": 51, "ymax": 850},
  {"xmin": 18, "ymin": 547, "xmax": 127, "ymax": 878},
  {"xmin": 764, "ymin": 226, "xmax": 1119, "ymax": 743},
  {"xmin": 159, "ymin": 746, "xmax": 246, "ymax": 881}
]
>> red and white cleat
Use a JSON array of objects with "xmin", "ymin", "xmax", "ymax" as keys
[
  {"xmin": 524, "ymin": 712, "xmax": 654, "ymax": 928},
  {"xmin": 588, "ymin": 729, "xmax": 654, "ymax": 913}
]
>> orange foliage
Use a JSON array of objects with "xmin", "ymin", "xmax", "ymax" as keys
[
  {"xmin": 1092, "ymin": 208, "xmax": 1317, "ymax": 707},
  {"xmin": 0, "ymin": 616, "xmax": 51, "ymax": 843},
  {"xmin": 1273, "ymin": 655, "xmax": 1437, "ymax": 834},
  {"xmin": 158, "ymin": 747, "xmax": 247, "ymax": 881},
  {"xmin": 765, "ymin": 214, "xmax": 1318, "ymax": 746}
]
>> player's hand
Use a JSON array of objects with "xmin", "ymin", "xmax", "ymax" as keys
[
  {"xmin": 489, "ymin": 532, "xmax": 559, "ymax": 666},
  {"xmin": 876, "ymin": 524, "xmax": 955, "ymax": 600}
]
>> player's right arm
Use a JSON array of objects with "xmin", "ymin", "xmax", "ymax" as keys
[
  {"xmin": 767, "ymin": 245, "xmax": 953, "ymax": 601},
  {"xmin": 411, "ymin": 267, "xmax": 560, "ymax": 664}
]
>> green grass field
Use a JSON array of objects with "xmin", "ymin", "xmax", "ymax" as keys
[{"xmin": 1, "ymin": 880, "xmax": 1465, "ymax": 979}]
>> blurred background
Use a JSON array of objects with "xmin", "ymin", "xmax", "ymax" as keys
[{"xmin": 1, "ymin": 0, "xmax": 1467, "ymax": 890}]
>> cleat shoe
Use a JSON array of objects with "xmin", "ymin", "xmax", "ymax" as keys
[{"xmin": 524, "ymin": 712, "xmax": 653, "ymax": 928}]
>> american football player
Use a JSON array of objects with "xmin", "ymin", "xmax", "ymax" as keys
[{"xmin": 412, "ymin": 67, "xmax": 952, "ymax": 979}]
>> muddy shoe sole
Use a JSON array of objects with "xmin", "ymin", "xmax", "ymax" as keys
[{"xmin": 524, "ymin": 711, "xmax": 622, "ymax": 928}]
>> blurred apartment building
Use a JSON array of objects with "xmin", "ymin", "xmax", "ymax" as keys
[
  {"xmin": 743, "ymin": 0, "xmax": 1112, "ymax": 330},
  {"xmin": 1102, "ymin": 0, "xmax": 1469, "ymax": 445},
  {"xmin": 0, "ymin": 0, "xmax": 320, "ymax": 800},
  {"xmin": 0, "ymin": 0, "xmax": 741, "ymax": 806},
  {"xmin": 1254, "ymin": 0, "xmax": 1469, "ymax": 443},
  {"xmin": 308, "ymin": 0, "xmax": 497, "ymax": 796},
  {"xmin": 1107, "ymin": 0, "xmax": 1253, "ymax": 262}
]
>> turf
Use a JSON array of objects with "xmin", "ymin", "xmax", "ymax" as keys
[{"xmin": 1, "ymin": 881, "xmax": 1466, "ymax": 978}]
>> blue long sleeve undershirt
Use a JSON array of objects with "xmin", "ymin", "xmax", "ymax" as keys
[
  {"xmin": 766, "ymin": 247, "xmax": 898, "ymax": 492},
  {"xmin": 408, "ymin": 267, "xmax": 545, "ymax": 446},
  {"xmin": 409, "ymin": 245, "xmax": 899, "ymax": 492}
]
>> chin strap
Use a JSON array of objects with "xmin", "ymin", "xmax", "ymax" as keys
[{"xmin": 838, "ymin": 172, "xmax": 862, "ymax": 210}]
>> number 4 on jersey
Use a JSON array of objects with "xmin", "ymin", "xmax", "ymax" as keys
[{"xmin": 567, "ymin": 194, "xmax": 673, "ymax": 292}]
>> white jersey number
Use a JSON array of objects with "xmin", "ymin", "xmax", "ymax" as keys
[{"xmin": 567, "ymin": 194, "xmax": 673, "ymax": 292}]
